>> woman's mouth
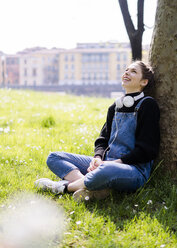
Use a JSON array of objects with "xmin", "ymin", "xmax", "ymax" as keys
[{"xmin": 123, "ymin": 77, "xmax": 131, "ymax": 81}]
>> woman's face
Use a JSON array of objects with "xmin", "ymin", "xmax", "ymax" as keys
[{"xmin": 121, "ymin": 63, "xmax": 147, "ymax": 93}]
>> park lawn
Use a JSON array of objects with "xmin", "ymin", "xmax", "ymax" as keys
[{"xmin": 0, "ymin": 88, "xmax": 176, "ymax": 247}]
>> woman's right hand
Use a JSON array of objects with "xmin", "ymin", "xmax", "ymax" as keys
[{"xmin": 87, "ymin": 157, "xmax": 103, "ymax": 172}]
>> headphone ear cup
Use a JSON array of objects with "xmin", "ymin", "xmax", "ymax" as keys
[
  {"xmin": 123, "ymin": 96, "xmax": 134, "ymax": 107},
  {"xmin": 115, "ymin": 97, "xmax": 123, "ymax": 109}
]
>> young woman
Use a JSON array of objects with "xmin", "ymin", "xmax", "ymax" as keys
[{"xmin": 35, "ymin": 61, "xmax": 160, "ymax": 201}]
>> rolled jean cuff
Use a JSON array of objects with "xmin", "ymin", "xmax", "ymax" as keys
[{"xmin": 60, "ymin": 168, "xmax": 79, "ymax": 179}]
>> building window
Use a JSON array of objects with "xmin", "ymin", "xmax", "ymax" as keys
[
  {"xmin": 71, "ymin": 55, "xmax": 75, "ymax": 61},
  {"xmin": 65, "ymin": 64, "xmax": 68, "ymax": 70},
  {"xmin": 71, "ymin": 64, "xmax": 75, "ymax": 70},
  {"xmin": 24, "ymin": 59, "xmax": 27, "ymax": 64},
  {"xmin": 32, "ymin": 68, "xmax": 37, "ymax": 77},
  {"xmin": 123, "ymin": 53, "xmax": 127, "ymax": 61},
  {"xmin": 123, "ymin": 64, "xmax": 127, "ymax": 70},
  {"xmin": 64, "ymin": 55, "xmax": 68, "ymax": 62},
  {"xmin": 117, "ymin": 64, "xmax": 120, "ymax": 70},
  {"xmin": 33, "ymin": 80, "xmax": 36, "ymax": 86},
  {"xmin": 24, "ymin": 68, "xmax": 27, "ymax": 76},
  {"xmin": 71, "ymin": 73, "xmax": 75, "ymax": 79},
  {"xmin": 117, "ymin": 53, "xmax": 121, "ymax": 61}
]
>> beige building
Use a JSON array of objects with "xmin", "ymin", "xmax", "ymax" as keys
[
  {"xmin": 59, "ymin": 42, "xmax": 131, "ymax": 85},
  {"xmin": 19, "ymin": 48, "xmax": 63, "ymax": 86}
]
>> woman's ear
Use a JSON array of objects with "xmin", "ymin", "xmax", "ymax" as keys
[{"xmin": 141, "ymin": 79, "xmax": 148, "ymax": 88}]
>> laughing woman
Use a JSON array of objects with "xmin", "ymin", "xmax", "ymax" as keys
[{"xmin": 35, "ymin": 61, "xmax": 160, "ymax": 201}]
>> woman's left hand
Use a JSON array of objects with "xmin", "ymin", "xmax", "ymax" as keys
[{"xmin": 87, "ymin": 157, "xmax": 103, "ymax": 172}]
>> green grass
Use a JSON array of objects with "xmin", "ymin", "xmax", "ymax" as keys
[{"xmin": 0, "ymin": 88, "xmax": 176, "ymax": 247}]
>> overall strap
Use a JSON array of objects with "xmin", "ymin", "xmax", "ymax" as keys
[{"xmin": 135, "ymin": 96, "xmax": 153, "ymax": 112}]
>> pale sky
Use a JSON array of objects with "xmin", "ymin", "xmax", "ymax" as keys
[{"xmin": 0, "ymin": 0, "xmax": 157, "ymax": 54}]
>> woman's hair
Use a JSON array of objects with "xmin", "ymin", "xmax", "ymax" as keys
[{"xmin": 133, "ymin": 60, "xmax": 155, "ymax": 92}]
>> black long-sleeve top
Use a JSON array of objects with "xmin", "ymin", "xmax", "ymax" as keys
[{"xmin": 94, "ymin": 92, "xmax": 160, "ymax": 165}]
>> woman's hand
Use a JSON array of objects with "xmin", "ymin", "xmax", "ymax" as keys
[
  {"xmin": 87, "ymin": 157, "xmax": 103, "ymax": 172},
  {"xmin": 115, "ymin": 159, "xmax": 123, "ymax": 163}
]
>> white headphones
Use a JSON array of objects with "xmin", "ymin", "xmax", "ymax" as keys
[{"xmin": 115, "ymin": 92, "xmax": 144, "ymax": 108}]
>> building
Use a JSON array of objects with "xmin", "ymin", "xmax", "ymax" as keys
[
  {"xmin": 0, "ymin": 41, "xmax": 149, "ymax": 88},
  {"xmin": 59, "ymin": 41, "xmax": 131, "ymax": 85},
  {"xmin": 5, "ymin": 55, "xmax": 20, "ymax": 85},
  {"xmin": 0, "ymin": 54, "xmax": 6, "ymax": 86},
  {"xmin": 19, "ymin": 48, "xmax": 63, "ymax": 86}
]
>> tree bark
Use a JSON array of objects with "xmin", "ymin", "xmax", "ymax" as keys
[
  {"xmin": 118, "ymin": 0, "xmax": 144, "ymax": 61},
  {"xmin": 149, "ymin": 0, "xmax": 177, "ymax": 174}
]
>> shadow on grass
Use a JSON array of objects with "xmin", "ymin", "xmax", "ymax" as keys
[{"xmin": 83, "ymin": 163, "xmax": 177, "ymax": 238}]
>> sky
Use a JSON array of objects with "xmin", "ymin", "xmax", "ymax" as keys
[{"xmin": 0, "ymin": 0, "xmax": 157, "ymax": 54}]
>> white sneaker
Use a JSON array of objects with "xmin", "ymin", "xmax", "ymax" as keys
[
  {"xmin": 73, "ymin": 188, "xmax": 110, "ymax": 202},
  {"xmin": 34, "ymin": 178, "xmax": 68, "ymax": 194}
]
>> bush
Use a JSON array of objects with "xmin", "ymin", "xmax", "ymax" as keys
[{"xmin": 41, "ymin": 116, "xmax": 56, "ymax": 128}]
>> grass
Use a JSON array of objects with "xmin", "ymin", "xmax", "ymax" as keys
[{"xmin": 0, "ymin": 88, "xmax": 176, "ymax": 247}]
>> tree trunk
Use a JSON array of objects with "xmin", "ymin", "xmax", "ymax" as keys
[
  {"xmin": 149, "ymin": 0, "xmax": 177, "ymax": 174},
  {"xmin": 118, "ymin": 0, "xmax": 144, "ymax": 61}
]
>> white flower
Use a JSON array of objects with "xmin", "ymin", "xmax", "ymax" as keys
[
  {"xmin": 69, "ymin": 211, "xmax": 75, "ymax": 215},
  {"xmin": 4, "ymin": 127, "xmax": 10, "ymax": 133},
  {"xmin": 147, "ymin": 200, "xmax": 153, "ymax": 205},
  {"xmin": 76, "ymin": 221, "xmax": 81, "ymax": 225}
]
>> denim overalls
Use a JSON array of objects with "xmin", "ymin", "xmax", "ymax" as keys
[{"xmin": 47, "ymin": 97, "xmax": 152, "ymax": 192}]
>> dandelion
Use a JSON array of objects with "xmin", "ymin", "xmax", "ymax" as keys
[
  {"xmin": 147, "ymin": 200, "xmax": 153, "ymax": 205},
  {"xmin": 64, "ymin": 232, "xmax": 71, "ymax": 235},
  {"xmin": 5, "ymin": 146, "xmax": 11, "ymax": 150},
  {"xmin": 4, "ymin": 127, "xmax": 10, "ymax": 133},
  {"xmin": 76, "ymin": 221, "xmax": 81, "ymax": 225},
  {"xmin": 69, "ymin": 211, "xmax": 75, "ymax": 215},
  {"xmin": 17, "ymin": 118, "xmax": 24, "ymax": 123}
]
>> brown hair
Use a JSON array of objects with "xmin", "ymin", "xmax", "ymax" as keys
[{"xmin": 133, "ymin": 60, "xmax": 155, "ymax": 92}]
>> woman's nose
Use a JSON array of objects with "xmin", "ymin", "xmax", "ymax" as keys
[{"xmin": 125, "ymin": 70, "xmax": 129, "ymax": 75}]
